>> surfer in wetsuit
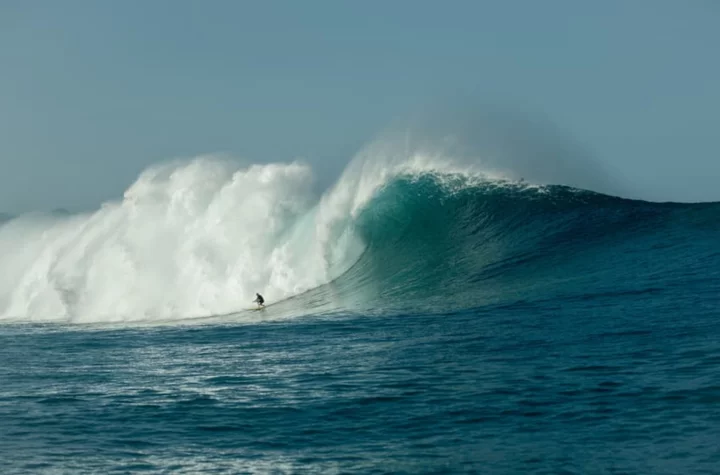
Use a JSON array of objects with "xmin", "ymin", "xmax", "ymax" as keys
[{"xmin": 253, "ymin": 293, "xmax": 265, "ymax": 308}]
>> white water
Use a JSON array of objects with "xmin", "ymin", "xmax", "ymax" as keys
[{"xmin": 0, "ymin": 157, "xmax": 370, "ymax": 323}]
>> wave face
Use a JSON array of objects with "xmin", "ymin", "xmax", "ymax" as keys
[
  {"xmin": 1, "ymin": 149, "xmax": 718, "ymax": 324},
  {"xmin": 319, "ymin": 174, "xmax": 720, "ymax": 315}
]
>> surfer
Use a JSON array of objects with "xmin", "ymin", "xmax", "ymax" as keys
[{"xmin": 253, "ymin": 293, "xmax": 265, "ymax": 308}]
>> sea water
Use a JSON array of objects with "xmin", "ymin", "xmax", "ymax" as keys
[{"xmin": 1, "ymin": 145, "xmax": 718, "ymax": 473}]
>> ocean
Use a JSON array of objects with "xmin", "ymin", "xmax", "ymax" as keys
[{"xmin": 1, "ymin": 151, "xmax": 719, "ymax": 474}]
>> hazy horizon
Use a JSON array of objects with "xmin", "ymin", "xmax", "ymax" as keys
[{"xmin": 2, "ymin": 1, "xmax": 719, "ymax": 213}]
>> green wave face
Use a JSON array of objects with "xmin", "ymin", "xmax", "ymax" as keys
[{"xmin": 304, "ymin": 173, "xmax": 720, "ymax": 315}]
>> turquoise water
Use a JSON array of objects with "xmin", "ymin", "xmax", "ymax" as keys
[{"xmin": 1, "ymin": 177, "xmax": 719, "ymax": 473}]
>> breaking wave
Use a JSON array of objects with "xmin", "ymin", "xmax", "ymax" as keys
[{"xmin": 1, "ymin": 133, "xmax": 718, "ymax": 324}]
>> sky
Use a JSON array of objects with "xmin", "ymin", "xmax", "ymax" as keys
[{"xmin": 1, "ymin": 0, "xmax": 719, "ymax": 212}]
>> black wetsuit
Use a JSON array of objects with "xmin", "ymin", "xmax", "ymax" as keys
[{"xmin": 255, "ymin": 294, "xmax": 265, "ymax": 306}]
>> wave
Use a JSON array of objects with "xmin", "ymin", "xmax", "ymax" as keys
[{"xmin": 1, "ymin": 142, "xmax": 718, "ymax": 324}]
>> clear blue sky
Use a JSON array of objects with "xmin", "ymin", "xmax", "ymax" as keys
[{"xmin": 1, "ymin": 0, "xmax": 718, "ymax": 212}]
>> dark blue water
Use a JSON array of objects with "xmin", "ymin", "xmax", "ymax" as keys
[{"xmin": 1, "ymin": 178, "xmax": 719, "ymax": 473}]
